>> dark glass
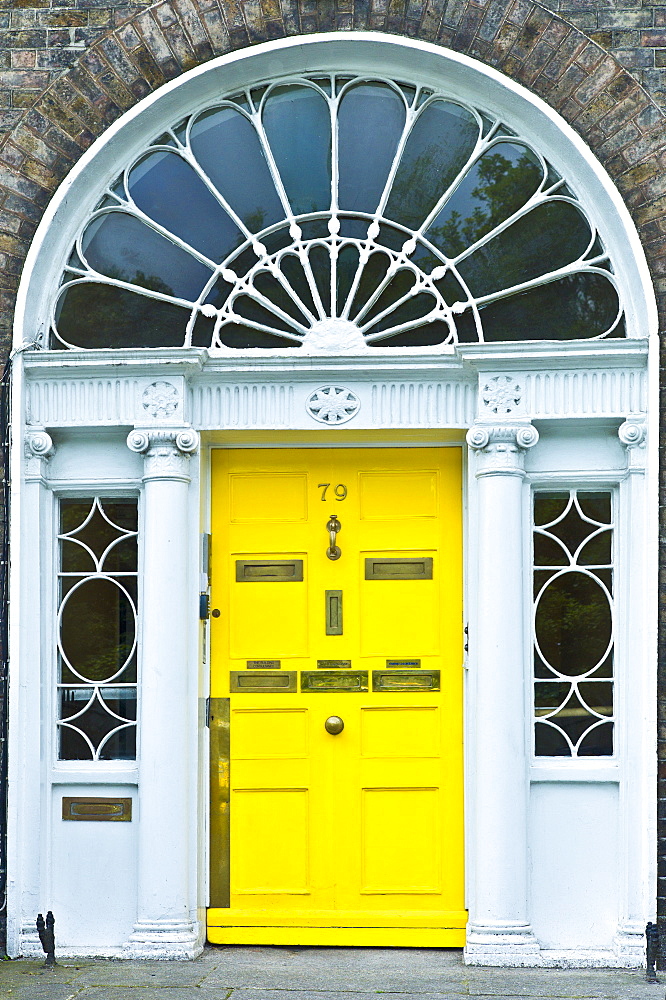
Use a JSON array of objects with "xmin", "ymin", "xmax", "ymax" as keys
[
  {"xmin": 59, "ymin": 688, "xmax": 137, "ymax": 760},
  {"xmin": 336, "ymin": 244, "xmax": 360, "ymax": 314},
  {"xmin": 128, "ymin": 150, "xmax": 243, "ymax": 262},
  {"xmin": 254, "ymin": 271, "xmax": 311, "ymax": 327},
  {"xmin": 426, "ymin": 141, "xmax": 544, "ymax": 257},
  {"xmin": 534, "ymin": 492, "xmax": 569, "ymax": 526},
  {"xmin": 386, "ymin": 100, "xmax": 479, "ymax": 230},
  {"xmin": 533, "ymin": 531, "xmax": 569, "ymax": 567},
  {"xmin": 60, "ymin": 578, "xmax": 136, "ymax": 682},
  {"xmin": 55, "ymin": 282, "xmax": 191, "ymax": 349},
  {"xmin": 217, "ymin": 323, "xmax": 300, "ymax": 349},
  {"xmin": 478, "ymin": 273, "xmax": 620, "ymax": 341},
  {"xmin": 534, "ymin": 679, "xmax": 571, "ymax": 715},
  {"xmin": 366, "ymin": 291, "xmax": 436, "ymax": 338},
  {"xmin": 544, "ymin": 689, "xmax": 599, "ymax": 747},
  {"xmin": 81, "ymin": 212, "xmax": 212, "ymax": 301},
  {"xmin": 547, "ymin": 502, "xmax": 596, "ymax": 554},
  {"xmin": 535, "ymin": 721, "xmax": 571, "ymax": 757},
  {"xmin": 233, "ymin": 295, "xmax": 301, "ymax": 335},
  {"xmin": 349, "ymin": 252, "xmax": 391, "ymax": 321},
  {"xmin": 60, "ymin": 500, "xmax": 136, "ymax": 564},
  {"xmin": 578, "ymin": 530, "xmax": 612, "ymax": 566},
  {"xmin": 578, "ymin": 492, "xmax": 612, "ymax": 524},
  {"xmin": 535, "ymin": 571, "xmax": 611, "ymax": 676},
  {"xmin": 578, "ymin": 721, "xmax": 613, "ymax": 756},
  {"xmin": 60, "ymin": 539, "xmax": 96, "ymax": 574},
  {"xmin": 456, "ymin": 202, "xmax": 591, "ymax": 298},
  {"xmin": 367, "ymin": 319, "xmax": 450, "ymax": 348},
  {"xmin": 263, "ymin": 85, "xmax": 332, "ymax": 216},
  {"xmin": 190, "ymin": 106, "xmax": 284, "ymax": 232},
  {"xmin": 578, "ymin": 680, "xmax": 613, "ymax": 716},
  {"xmin": 310, "ymin": 245, "xmax": 331, "ymax": 315},
  {"xmin": 338, "ymin": 83, "xmax": 405, "ymax": 214},
  {"xmin": 280, "ymin": 254, "xmax": 318, "ymax": 318}
]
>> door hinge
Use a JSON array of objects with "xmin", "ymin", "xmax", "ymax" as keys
[
  {"xmin": 464, "ymin": 625, "xmax": 469, "ymax": 653},
  {"xmin": 205, "ymin": 696, "xmax": 211, "ymax": 728},
  {"xmin": 199, "ymin": 592, "xmax": 210, "ymax": 620}
]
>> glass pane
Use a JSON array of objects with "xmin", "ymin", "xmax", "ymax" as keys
[
  {"xmin": 338, "ymin": 83, "xmax": 405, "ymax": 214},
  {"xmin": 578, "ymin": 530, "xmax": 612, "ymax": 566},
  {"xmin": 263, "ymin": 85, "xmax": 332, "ymax": 216},
  {"xmin": 128, "ymin": 150, "xmax": 243, "ymax": 262},
  {"xmin": 479, "ymin": 273, "xmax": 620, "ymax": 341},
  {"xmin": 577, "ymin": 492, "xmax": 612, "ymax": 524},
  {"xmin": 349, "ymin": 252, "xmax": 391, "ymax": 321},
  {"xmin": 60, "ymin": 539, "xmax": 95, "ymax": 574},
  {"xmin": 367, "ymin": 319, "xmax": 450, "ymax": 348},
  {"xmin": 534, "ymin": 492, "xmax": 569, "ymax": 527},
  {"xmin": 81, "ymin": 212, "xmax": 212, "ymax": 300},
  {"xmin": 547, "ymin": 690, "xmax": 599, "ymax": 747},
  {"xmin": 548, "ymin": 503, "xmax": 596, "ymax": 554},
  {"xmin": 59, "ymin": 688, "xmax": 137, "ymax": 760},
  {"xmin": 60, "ymin": 578, "xmax": 136, "ymax": 682},
  {"xmin": 535, "ymin": 721, "xmax": 571, "ymax": 757},
  {"xmin": 456, "ymin": 202, "xmax": 591, "ymax": 298},
  {"xmin": 577, "ymin": 721, "xmax": 613, "ymax": 756},
  {"xmin": 535, "ymin": 571, "xmax": 611, "ymax": 676},
  {"xmin": 426, "ymin": 141, "xmax": 544, "ymax": 257},
  {"xmin": 218, "ymin": 323, "xmax": 300, "ymax": 349},
  {"xmin": 61, "ymin": 500, "xmax": 132, "ymax": 562},
  {"xmin": 533, "ymin": 532, "xmax": 569, "ymax": 567},
  {"xmin": 386, "ymin": 100, "xmax": 479, "ymax": 230},
  {"xmin": 189, "ymin": 106, "xmax": 284, "ymax": 232},
  {"xmin": 55, "ymin": 283, "xmax": 191, "ymax": 349}
]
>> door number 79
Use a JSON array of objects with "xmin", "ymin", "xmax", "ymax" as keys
[{"xmin": 318, "ymin": 483, "xmax": 347, "ymax": 501}]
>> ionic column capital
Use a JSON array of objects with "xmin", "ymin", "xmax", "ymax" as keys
[
  {"xmin": 127, "ymin": 427, "xmax": 199, "ymax": 482},
  {"xmin": 466, "ymin": 422, "xmax": 539, "ymax": 477},
  {"xmin": 618, "ymin": 416, "xmax": 646, "ymax": 472},
  {"xmin": 24, "ymin": 428, "xmax": 55, "ymax": 479}
]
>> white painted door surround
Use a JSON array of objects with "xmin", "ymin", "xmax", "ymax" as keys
[{"xmin": 7, "ymin": 34, "xmax": 658, "ymax": 966}]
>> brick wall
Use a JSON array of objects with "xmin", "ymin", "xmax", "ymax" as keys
[{"xmin": 0, "ymin": 0, "xmax": 665, "ymax": 952}]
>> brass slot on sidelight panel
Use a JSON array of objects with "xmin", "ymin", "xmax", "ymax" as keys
[
  {"xmin": 62, "ymin": 797, "xmax": 132, "ymax": 822},
  {"xmin": 230, "ymin": 671, "xmax": 297, "ymax": 693},
  {"xmin": 372, "ymin": 669, "xmax": 440, "ymax": 692},
  {"xmin": 302, "ymin": 670, "xmax": 368, "ymax": 692},
  {"xmin": 236, "ymin": 559, "xmax": 303, "ymax": 582},
  {"xmin": 325, "ymin": 590, "xmax": 343, "ymax": 635},
  {"xmin": 365, "ymin": 557, "xmax": 433, "ymax": 580},
  {"xmin": 209, "ymin": 697, "xmax": 230, "ymax": 908}
]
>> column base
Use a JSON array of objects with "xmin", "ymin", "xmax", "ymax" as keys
[
  {"xmin": 123, "ymin": 919, "xmax": 203, "ymax": 960},
  {"xmin": 464, "ymin": 922, "xmax": 543, "ymax": 967},
  {"xmin": 613, "ymin": 924, "xmax": 646, "ymax": 969}
]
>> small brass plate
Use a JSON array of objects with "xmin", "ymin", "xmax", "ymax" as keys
[
  {"xmin": 386, "ymin": 659, "xmax": 421, "ymax": 668},
  {"xmin": 317, "ymin": 659, "xmax": 351, "ymax": 669},
  {"xmin": 230, "ymin": 671, "xmax": 297, "ymax": 693},
  {"xmin": 302, "ymin": 670, "xmax": 368, "ymax": 692},
  {"xmin": 247, "ymin": 660, "xmax": 281, "ymax": 669},
  {"xmin": 365, "ymin": 557, "xmax": 433, "ymax": 580},
  {"xmin": 372, "ymin": 669, "xmax": 440, "ymax": 692},
  {"xmin": 236, "ymin": 559, "xmax": 303, "ymax": 582},
  {"xmin": 62, "ymin": 797, "xmax": 132, "ymax": 822}
]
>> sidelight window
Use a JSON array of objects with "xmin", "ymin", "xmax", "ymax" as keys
[
  {"xmin": 51, "ymin": 75, "xmax": 623, "ymax": 352},
  {"xmin": 57, "ymin": 498, "xmax": 138, "ymax": 761},
  {"xmin": 533, "ymin": 490, "xmax": 614, "ymax": 757}
]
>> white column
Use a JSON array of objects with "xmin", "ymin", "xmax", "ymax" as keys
[
  {"xmin": 464, "ymin": 420, "xmax": 542, "ymax": 966},
  {"xmin": 614, "ymin": 416, "xmax": 650, "ymax": 967},
  {"xmin": 125, "ymin": 427, "xmax": 201, "ymax": 959}
]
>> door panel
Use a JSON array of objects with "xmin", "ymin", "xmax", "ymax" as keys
[{"xmin": 208, "ymin": 446, "xmax": 465, "ymax": 946}]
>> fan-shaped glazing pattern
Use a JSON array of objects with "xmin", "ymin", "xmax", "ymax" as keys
[{"xmin": 51, "ymin": 75, "xmax": 626, "ymax": 351}]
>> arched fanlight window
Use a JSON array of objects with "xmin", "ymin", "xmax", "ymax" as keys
[{"xmin": 52, "ymin": 74, "xmax": 625, "ymax": 352}]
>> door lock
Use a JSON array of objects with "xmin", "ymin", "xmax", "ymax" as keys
[
  {"xmin": 326, "ymin": 514, "xmax": 341, "ymax": 560},
  {"xmin": 325, "ymin": 715, "xmax": 344, "ymax": 735}
]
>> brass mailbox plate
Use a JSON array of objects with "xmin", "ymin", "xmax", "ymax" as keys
[
  {"xmin": 62, "ymin": 797, "xmax": 132, "ymax": 822},
  {"xmin": 386, "ymin": 659, "xmax": 421, "ymax": 668},
  {"xmin": 302, "ymin": 670, "xmax": 368, "ymax": 692},
  {"xmin": 230, "ymin": 670, "xmax": 297, "ymax": 692},
  {"xmin": 317, "ymin": 659, "xmax": 351, "ymax": 669},
  {"xmin": 373, "ymin": 669, "xmax": 440, "ymax": 692},
  {"xmin": 365, "ymin": 557, "xmax": 433, "ymax": 580},
  {"xmin": 247, "ymin": 659, "xmax": 281, "ymax": 669},
  {"xmin": 236, "ymin": 559, "xmax": 303, "ymax": 582},
  {"xmin": 209, "ymin": 697, "xmax": 230, "ymax": 908},
  {"xmin": 325, "ymin": 590, "xmax": 343, "ymax": 635}
]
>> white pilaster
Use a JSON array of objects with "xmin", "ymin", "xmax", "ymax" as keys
[
  {"xmin": 464, "ymin": 418, "xmax": 543, "ymax": 967},
  {"xmin": 614, "ymin": 416, "xmax": 649, "ymax": 967},
  {"xmin": 124, "ymin": 427, "xmax": 201, "ymax": 959}
]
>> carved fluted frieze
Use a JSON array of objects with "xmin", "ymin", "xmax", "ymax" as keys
[
  {"xmin": 466, "ymin": 422, "xmax": 539, "ymax": 476},
  {"xmin": 127, "ymin": 427, "xmax": 199, "ymax": 481}
]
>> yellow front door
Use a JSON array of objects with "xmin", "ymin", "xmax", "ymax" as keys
[{"xmin": 208, "ymin": 445, "xmax": 466, "ymax": 946}]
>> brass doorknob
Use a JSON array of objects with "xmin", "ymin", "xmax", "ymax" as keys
[{"xmin": 325, "ymin": 715, "xmax": 344, "ymax": 735}]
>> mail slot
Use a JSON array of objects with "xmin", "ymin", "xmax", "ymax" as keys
[
  {"xmin": 236, "ymin": 559, "xmax": 303, "ymax": 582},
  {"xmin": 62, "ymin": 797, "xmax": 132, "ymax": 821},
  {"xmin": 365, "ymin": 557, "xmax": 433, "ymax": 580}
]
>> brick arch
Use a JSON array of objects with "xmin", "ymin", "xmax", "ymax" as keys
[{"xmin": 1, "ymin": 0, "xmax": 665, "ymax": 343}]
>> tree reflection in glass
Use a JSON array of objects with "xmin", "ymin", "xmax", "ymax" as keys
[
  {"xmin": 533, "ymin": 491, "xmax": 613, "ymax": 757},
  {"xmin": 57, "ymin": 498, "xmax": 138, "ymax": 760},
  {"xmin": 52, "ymin": 75, "xmax": 626, "ymax": 351}
]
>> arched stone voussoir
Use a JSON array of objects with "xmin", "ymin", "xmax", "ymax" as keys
[{"xmin": 0, "ymin": 0, "xmax": 665, "ymax": 338}]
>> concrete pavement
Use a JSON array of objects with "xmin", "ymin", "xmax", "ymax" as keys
[{"xmin": 0, "ymin": 946, "xmax": 663, "ymax": 1000}]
